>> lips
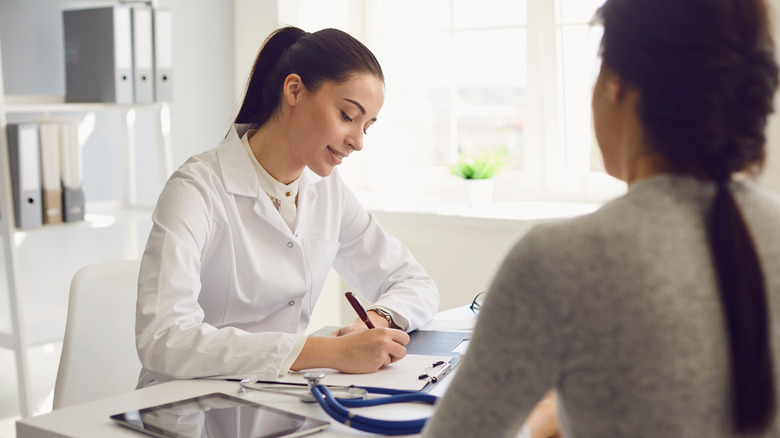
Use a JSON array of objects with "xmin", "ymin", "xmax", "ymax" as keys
[{"xmin": 327, "ymin": 146, "xmax": 349, "ymax": 165}]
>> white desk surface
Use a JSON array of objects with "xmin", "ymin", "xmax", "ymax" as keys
[{"xmin": 17, "ymin": 307, "xmax": 475, "ymax": 438}]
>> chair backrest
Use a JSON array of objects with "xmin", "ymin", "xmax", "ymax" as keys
[{"xmin": 53, "ymin": 259, "xmax": 142, "ymax": 409}]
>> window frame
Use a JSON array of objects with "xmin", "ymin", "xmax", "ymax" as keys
[{"xmin": 283, "ymin": 0, "xmax": 626, "ymax": 204}]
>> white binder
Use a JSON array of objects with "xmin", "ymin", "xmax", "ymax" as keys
[
  {"xmin": 63, "ymin": 6, "xmax": 134, "ymax": 103},
  {"xmin": 6, "ymin": 123, "xmax": 43, "ymax": 229},
  {"xmin": 152, "ymin": 8, "xmax": 173, "ymax": 102},
  {"xmin": 38, "ymin": 123, "xmax": 64, "ymax": 225},
  {"xmin": 131, "ymin": 6, "xmax": 154, "ymax": 103}
]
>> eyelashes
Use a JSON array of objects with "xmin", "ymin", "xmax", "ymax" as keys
[{"xmin": 341, "ymin": 111, "xmax": 369, "ymax": 135}]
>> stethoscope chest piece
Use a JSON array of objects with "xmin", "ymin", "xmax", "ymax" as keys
[
  {"xmin": 302, "ymin": 372, "xmax": 325, "ymax": 403},
  {"xmin": 238, "ymin": 373, "xmax": 439, "ymax": 435}
]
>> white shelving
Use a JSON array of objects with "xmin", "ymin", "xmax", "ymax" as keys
[{"xmin": 0, "ymin": 35, "xmax": 172, "ymax": 416}]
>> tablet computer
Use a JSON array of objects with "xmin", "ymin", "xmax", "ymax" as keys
[{"xmin": 110, "ymin": 392, "xmax": 330, "ymax": 438}]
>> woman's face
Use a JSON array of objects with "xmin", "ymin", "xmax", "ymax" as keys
[{"xmin": 287, "ymin": 73, "xmax": 385, "ymax": 178}]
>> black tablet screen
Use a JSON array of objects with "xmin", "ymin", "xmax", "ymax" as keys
[{"xmin": 110, "ymin": 392, "xmax": 329, "ymax": 438}]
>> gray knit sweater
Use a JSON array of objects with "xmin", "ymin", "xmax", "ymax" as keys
[{"xmin": 423, "ymin": 174, "xmax": 780, "ymax": 438}]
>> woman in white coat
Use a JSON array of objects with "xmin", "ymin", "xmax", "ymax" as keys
[{"xmin": 135, "ymin": 26, "xmax": 439, "ymax": 387}]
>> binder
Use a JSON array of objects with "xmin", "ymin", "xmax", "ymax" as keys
[
  {"xmin": 131, "ymin": 6, "xmax": 154, "ymax": 103},
  {"xmin": 152, "ymin": 8, "xmax": 173, "ymax": 102},
  {"xmin": 38, "ymin": 123, "xmax": 64, "ymax": 225},
  {"xmin": 60, "ymin": 121, "xmax": 85, "ymax": 222},
  {"xmin": 63, "ymin": 6, "xmax": 134, "ymax": 103},
  {"xmin": 6, "ymin": 123, "xmax": 43, "ymax": 229}
]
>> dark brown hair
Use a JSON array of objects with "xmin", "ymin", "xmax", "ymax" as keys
[
  {"xmin": 596, "ymin": 0, "xmax": 778, "ymax": 433},
  {"xmin": 234, "ymin": 26, "xmax": 384, "ymax": 127}
]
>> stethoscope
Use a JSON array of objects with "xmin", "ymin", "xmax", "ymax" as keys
[{"xmin": 238, "ymin": 372, "xmax": 440, "ymax": 435}]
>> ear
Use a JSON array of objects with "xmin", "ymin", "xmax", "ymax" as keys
[
  {"xmin": 282, "ymin": 74, "xmax": 305, "ymax": 107},
  {"xmin": 600, "ymin": 66, "xmax": 627, "ymax": 103}
]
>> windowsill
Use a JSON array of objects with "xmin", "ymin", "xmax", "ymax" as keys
[
  {"xmin": 356, "ymin": 190, "xmax": 602, "ymax": 226},
  {"xmin": 341, "ymin": 163, "xmax": 627, "ymax": 224}
]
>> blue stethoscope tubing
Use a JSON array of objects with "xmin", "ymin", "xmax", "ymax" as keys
[{"xmin": 310, "ymin": 384, "xmax": 438, "ymax": 435}]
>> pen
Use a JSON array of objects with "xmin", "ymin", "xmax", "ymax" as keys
[{"xmin": 345, "ymin": 291, "xmax": 375, "ymax": 329}]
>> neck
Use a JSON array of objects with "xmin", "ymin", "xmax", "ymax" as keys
[
  {"xmin": 624, "ymin": 147, "xmax": 716, "ymax": 186},
  {"xmin": 247, "ymin": 119, "xmax": 304, "ymax": 185},
  {"xmin": 624, "ymin": 150, "xmax": 673, "ymax": 185}
]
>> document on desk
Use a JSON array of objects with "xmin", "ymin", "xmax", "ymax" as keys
[{"xmin": 281, "ymin": 354, "xmax": 453, "ymax": 391}]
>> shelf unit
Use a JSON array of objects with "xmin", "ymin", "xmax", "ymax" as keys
[{"xmin": 0, "ymin": 37, "xmax": 173, "ymax": 417}]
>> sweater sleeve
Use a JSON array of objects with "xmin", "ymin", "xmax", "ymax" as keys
[{"xmin": 422, "ymin": 226, "xmax": 566, "ymax": 437}]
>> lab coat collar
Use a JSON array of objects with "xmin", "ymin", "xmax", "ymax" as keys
[
  {"xmin": 218, "ymin": 124, "xmax": 261, "ymax": 198},
  {"xmin": 218, "ymin": 123, "xmax": 323, "ymax": 236},
  {"xmin": 218, "ymin": 124, "xmax": 324, "ymax": 198}
]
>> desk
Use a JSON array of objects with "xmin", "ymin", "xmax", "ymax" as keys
[{"xmin": 17, "ymin": 307, "xmax": 475, "ymax": 438}]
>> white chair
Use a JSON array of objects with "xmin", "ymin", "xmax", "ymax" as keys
[{"xmin": 53, "ymin": 259, "xmax": 142, "ymax": 409}]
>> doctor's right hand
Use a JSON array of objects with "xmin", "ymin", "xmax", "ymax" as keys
[
  {"xmin": 292, "ymin": 328, "xmax": 410, "ymax": 374},
  {"xmin": 334, "ymin": 328, "xmax": 410, "ymax": 373}
]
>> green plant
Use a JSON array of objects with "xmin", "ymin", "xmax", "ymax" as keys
[{"xmin": 449, "ymin": 147, "xmax": 509, "ymax": 180}]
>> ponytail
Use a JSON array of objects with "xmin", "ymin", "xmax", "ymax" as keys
[
  {"xmin": 235, "ymin": 27, "xmax": 307, "ymax": 126},
  {"xmin": 710, "ymin": 181, "xmax": 775, "ymax": 433},
  {"xmin": 235, "ymin": 26, "xmax": 384, "ymax": 127}
]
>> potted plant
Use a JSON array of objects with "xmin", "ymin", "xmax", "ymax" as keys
[{"xmin": 450, "ymin": 147, "xmax": 509, "ymax": 208}]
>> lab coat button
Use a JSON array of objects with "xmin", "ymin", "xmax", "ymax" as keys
[
  {"xmin": 287, "ymin": 242, "xmax": 293, "ymax": 248},
  {"xmin": 288, "ymin": 300, "xmax": 295, "ymax": 306}
]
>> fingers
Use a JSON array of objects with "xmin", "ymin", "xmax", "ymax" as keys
[
  {"xmin": 333, "ymin": 328, "xmax": 410, "ymax": 373},
  {"xmin": 388, "ymin": 327, "xmax": 411, "ymax": 346},
  {"xmin": 386, "ymin": 338, "xmax": 408, "ymax": 363}
]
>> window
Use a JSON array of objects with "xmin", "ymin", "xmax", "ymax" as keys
[{"xmin": 276, "ymin": 0, "xmax": 625, "ymax": 203}]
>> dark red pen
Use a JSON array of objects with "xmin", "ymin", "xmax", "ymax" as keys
[{"xmin": 345, "ymin": 291, "xmax": 375, "ymax": 329}]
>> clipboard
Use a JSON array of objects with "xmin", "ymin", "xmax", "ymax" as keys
[
  {"xmin": 281, "ymin": 353, "xmax": 453, "ymax": 392},
  {"xmin": 305, "ymin": 328, "xmax": 469, "ymax": 391},
  {"xmin": 406, "ymin": 330, "xmax": 469, "ymax": 391},
  {"xmin": 407, "ymin": 330, "xmax": 469, "ymax": 357},
  {"xmin": 308, "ymin": 327, "xmax": 470, "ymax": 357}
]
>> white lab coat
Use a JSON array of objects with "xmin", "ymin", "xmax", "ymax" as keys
[{"xmin": 136, "ymin": 124, "xmax": 439, "ymax": 387}]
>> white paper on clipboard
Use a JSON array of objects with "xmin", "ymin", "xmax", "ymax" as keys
[{"xmin": 280, "ymin": 353, "xmax": 453, "ymax": 391}]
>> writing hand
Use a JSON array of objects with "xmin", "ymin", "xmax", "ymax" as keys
[
  {"xmin": 332, "ymin": 328, "xmax": 410, "ymax": 373},
  {"xmin": 338, "ymin": 310, "xmax": 390, "ymax": 336}
]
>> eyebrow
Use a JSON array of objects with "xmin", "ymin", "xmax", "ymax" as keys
[{"xmin": 344, "ymin": 98, "xmax": 377, "ymax": 121}]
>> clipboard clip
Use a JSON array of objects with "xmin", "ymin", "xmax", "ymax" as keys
[{"xmin": 417, "ymin": 360, "xmax": 451, "ymax": 383}]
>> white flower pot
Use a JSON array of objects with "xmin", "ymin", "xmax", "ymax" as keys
[{"xmin": 465, "ymin": 178, "xmax": 495, "ymax": 208}]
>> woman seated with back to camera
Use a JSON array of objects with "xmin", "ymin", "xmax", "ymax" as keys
[{"xmin": 423, "ymin": 0, "xmax": 780, "ymax": 436}]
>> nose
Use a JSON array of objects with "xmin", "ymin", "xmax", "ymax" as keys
[{"xmin": 347, "ymin": 129, "xmax": 364, "ymax": 152}]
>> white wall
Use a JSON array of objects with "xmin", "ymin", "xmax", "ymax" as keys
[
  {"xmin": 308, "ymin": 211, "xmax": 544, "ymax": 330},
  {"xmin": 232, "ymin": 0, "xmax": 279, "ymax": 110},
  {"xmin": 762, "ymin": 0, "xmax": 780, "ymax": 192},
  {"xmin": 163, "ymin": 0, "xmax": 235, "ymax": 168}
]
